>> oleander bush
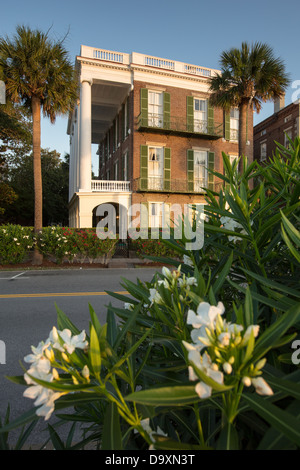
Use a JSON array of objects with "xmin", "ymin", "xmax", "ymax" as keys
[
  {"xmin": 132, "ymin": 236, "xmax": 179, "ymax": 260},
  {"xmin": 0, "ymin": 224, "xmax": 34, "ymax": 264},
  {"xmin": 1, "ymin": 140, "xmax": 300, "ymax": 450},
  {"xmin": 0, "ymin": 226, "xmax": 119, "ymax": 265}
]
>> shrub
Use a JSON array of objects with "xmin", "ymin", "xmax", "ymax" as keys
[
  {"xmin": 0, "ymin": 224, "xmax": 34, "ymax": 264},
  {"xmin": 36, "ymin": 227, "xmax": 118, "ymax": 264},
  {"xmin": 1, "ymin": 140, "xmax": 300, "ymax": 450}
]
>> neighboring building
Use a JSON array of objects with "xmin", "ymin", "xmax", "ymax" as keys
[
  {"xmin": 254, "ymin": 96, "xmax": 300, "ymax": 163},
  {"xmin": 67, "ymin": 46, "xmax": 253, "ymax": 229}
]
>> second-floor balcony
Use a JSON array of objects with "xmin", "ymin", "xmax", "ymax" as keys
[
  {"xmin": 91, "ymin": 180, "xmax": 131, "ymax": 192},
  {"xmin": 136, "ymin": 113, "xmax": 223, "ymax": 139},
  {"xmin": 132, "ymin": 178, "xmax": 222, "ymax": 193}
]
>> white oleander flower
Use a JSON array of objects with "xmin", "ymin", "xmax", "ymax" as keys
[
  {"xmin": 124, "ymin": 302, "xmax": 134, "ymax": 311},
  {"xmin": 134, "ymin": 418, "xmax": 167, "ymax": 443},
  {"xmin": 149, "ymin": 288, "xmax": 163, "ymax": 305},
  {"xmin": 24, "ymin": 341, "xmax": 51, "ymax": 368},
  {"xmin": 183, "ymin": 342, "xmax": 224, "ymax": 399},
  {"xmin": 183, "ymin": 254, "xmax": 194, "ymax": 267},
  {"xmin": 251, "ymin": 377, "xmax": 273, "ymax": 396},
  {"xmin": 241, "ymin": 325, "xmax": 260, "ymax": 345},
  {"xmin": 187, "ymin": 301, "xmax": 225, "ymax": 330},
  {"xmin": 49, "ymin": 327, "xmax": 88, "ymax": 354}
]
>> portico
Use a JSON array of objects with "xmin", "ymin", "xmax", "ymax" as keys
[{"xmin": 68, "ymin": 46, "xmax": 132, "ymax": 227}]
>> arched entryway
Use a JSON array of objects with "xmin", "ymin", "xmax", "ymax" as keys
[{"xmin": 92, "ymin": 202, "xmax": 129, "ymax": 257}]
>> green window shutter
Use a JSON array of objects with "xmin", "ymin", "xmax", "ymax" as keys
[
  {"xmin": 126, "ymin": 98, "xmax": 130, "ymax": 135},
  {"xmin": 224, "ymin": 111, "xmax": 230, "ymax": 140},
  {"xmin": 121, "ymin": 153, "xmax": 125, "ymax": 180},
  {"xmin": 140, "ymin": 88, "xmax": 148, "ymax": 127},
  {"xmin": 187, "ymin": 149, "xmax": 194, "ymax": 191},
  {"xmin": 163, "ymin": 92, "xmax": 171, "ymax": 130},
  {"xmin": 207, "ymin": 101, "xmax": 214, "ymax": 135},
  {"xmin": 208, "ymin": 152, "xmax": 215, "ymax": 191},
  {"xmin": 140, "ymin": 145, "xmax": 148, "ymax": 190},
  {"xmin": 164, "ymin": 147, "xmax": 171, "ymax": 191},
  {"xmin": 127, "ymin": 152, "xmax": 129, "ymax": 182},
  {"xmin": 122, "ymin": 104, "xmax": 125, "ymax": 141},
  {"xmin": 187, "ymin": 96, "xmax": 194, "ymax": 132}
]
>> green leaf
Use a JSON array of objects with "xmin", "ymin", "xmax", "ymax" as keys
[
  {"xmin": 281, "ymin": 210, "xmax": 300, "ymax": 247},
  {"xmin": 47, "ymin": 424, "xmax": 65, "ymax": 450},
  {"xmin": 0, "ymin": 408, "xmax": 39, "ymax": 434},
  {"xmin": 89, "ymin": 303, "xmax": 102, "ymax": 338},
  {"xmin": 242, "ymin": 393, "xmax": 300, "ymax": 447},
  {"xmin": 89, "ymin": 324, "xmax": 101, "ymax": 379},
  {"xmin": 191, "ymin": 361, "xmax": 233, "ymax": 393},
  {"xmin": 212, "ymin": 251, "xmax": 233, "ymax": 295},
  {"xmin": 216, "ymin": 422, "xmax": 239, "ymax": 450},
  {"xmin": 258, "ymin": 401, "xmax": 300, "ymax": 450},
  {"xmin": 126, "ymin": 385, "xmax": 201, "ymax": 406},
  {"xmin": 264, "ymin": 375, "xmax": 300, "ymax": 400},
  {"xmin": 244, "ymin": 287, "xmax": 254, "ymax": 327},
  {"xmin": 253, "ymin": 302, "xmax": 300, "ymax": 361},
  {"xmin": 106, "ymin": 303, "xmax": 119, "ymax": 348},
  {"xmin": 55, "ymin": 304, "xmax": 81, "ymax": 335},
  {"xmin": 102, "ymin": 402, "xmax": 123, "ymax": 450}
]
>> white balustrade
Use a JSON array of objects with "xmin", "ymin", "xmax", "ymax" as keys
[
  {"xmin": 81, "ymin": 46, "xmax": 217, "ymax": 78},
  {"xmin": 91, "ymin": 180, "xmax": 130, "ymax": 192}
]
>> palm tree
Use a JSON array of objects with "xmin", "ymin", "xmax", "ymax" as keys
[
  {"xmin": 209, "ymin": 42, "xmax": 290, "ymax": 170},
  {"xmin": 0, "ymin": 26, "xmax": 78, "ymax": 264}
]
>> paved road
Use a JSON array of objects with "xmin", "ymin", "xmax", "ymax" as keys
[{"xmin": 0, "ymin": 267, "xmax": 158, "ymax": 448}]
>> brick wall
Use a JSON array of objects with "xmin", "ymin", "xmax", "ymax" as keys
[
  {"xmin": 99, "ymin": 79, "xmax": 254, "ymax": 190},
  {"xmin": 254, "ymin": 102, "xmax": 300, "ymax": 162}
]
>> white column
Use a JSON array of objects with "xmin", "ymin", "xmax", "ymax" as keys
[
  {"xmin": 68, "ymin": 129, "xmax": 74, "ymax": 201},
  {"xmin": 79, "ymin": 79, "xmax": 92, "ymax": 192}
]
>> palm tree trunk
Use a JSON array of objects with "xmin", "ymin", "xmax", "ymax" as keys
[
  {"xmin": 238, "ymin": 99, "xmax": 249, "ymax": 173},
  {"xmin": 32, "ymin": 95, "xmax": 43, "ymax": 265}
]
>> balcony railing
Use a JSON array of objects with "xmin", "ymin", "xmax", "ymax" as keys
[
  {"xmin": 132, "ymin": 178, "xmax": 222, "ymax": 193},
  {"xmin": 136, "ymin": 113, "xmax": 223, "ymax": 138},
  {"xmin": 91, "ymin": 180, "xmax": 130, "ymax": 192}
]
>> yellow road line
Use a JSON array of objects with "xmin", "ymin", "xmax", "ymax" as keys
[{"xmin": 0, "ymin": 291, "xmax": 128, "ymax": 299}]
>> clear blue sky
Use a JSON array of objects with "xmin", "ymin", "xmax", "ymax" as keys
[{"xmin": 1, "ymin": 0, "xmax": 299, "ymax": 171}]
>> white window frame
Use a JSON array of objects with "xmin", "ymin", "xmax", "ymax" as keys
[
  {"xmin": 148, "ymin": 146, "xmax": 164, "ymax": 190},
  {"xmin": 194, "ymin": 98, "xmax": 208, "ymax": 133},
  {"xmin": 148, "ymin": 202, "xmax": 170, "ymax": 228},
  {"xmin": 193, "ymin": 149, "xmax": 208, "ymax": 192},
  {"xmin": 230, "ymin": 108, "xmax": 239, "ymax": 141},
  {"xmin": 148, "ymin": 90, "xmax": 163, "ymax": 128},
  {"xmin": 260, "ymin": 141, "xmax": 267, "ymax": 161}
]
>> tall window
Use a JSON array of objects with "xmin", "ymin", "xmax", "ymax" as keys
[
  {"xmin": 148, "ymin": 91, "xmax": 163, "ymax": 128},
  {"xmin": 148, "ymin": 147, "xmax": 164, "ymax": 190},
  {"xmin": 194, "ymin": 150, "xmax": 208, "ymax": 192},
  {"xmin": 260, "ymin": 142, "xmax": 267, "ymax": 161},
  {"xmin": 194, "ymin": 99, "xmax": 207, "ymax": 133},
  {"xmin": 230, "ymin": 108, "xmax": 239, "ymax": 141},
  {"xmin": 149, "ymin": 202, "xmax": 170, "ymax": 228}
]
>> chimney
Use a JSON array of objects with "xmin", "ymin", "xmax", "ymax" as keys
[{"xmin": 274, "ymin": 94, "xmax": 285, "ymax": 113}]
